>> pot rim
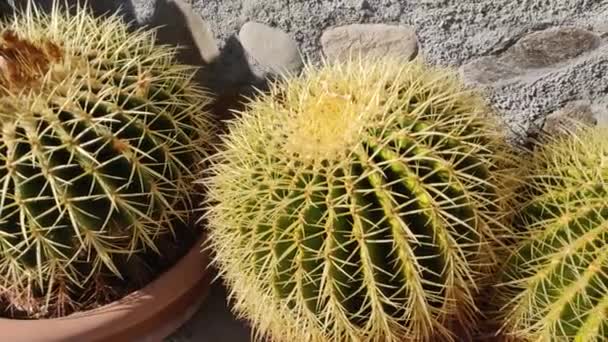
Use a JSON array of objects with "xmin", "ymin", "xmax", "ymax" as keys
[{"xmin": 0, "ymin": 234, "xmax": 211, "ymax": 342}]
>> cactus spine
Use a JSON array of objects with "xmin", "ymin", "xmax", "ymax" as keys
[
  {"xmin": 498, "ymin": 127, "xmax": 608, "ymax": 342},
  {"xmin": 205, "ymin": 58, "xmax": 519, "ymax": 341},
  {"xmin": 0, "ymin": 2, "xmax": 212, "ymax": 317}
]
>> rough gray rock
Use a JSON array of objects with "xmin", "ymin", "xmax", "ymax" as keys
[
  {"xmin": 542, "ymin": 98, "xmax": 608, "ymax": 136},
  {"xmin": 239, "ymin": 21, "xmax": 303, "ymax": 77},
  {"xmin": 321, "ymin": 24, "xmax": 418, "ymax": 61},
  {"xmin": 543, "ymin": 100, "xmax": 597, "ymax": 135},
  {"xmin": 461, "ymin": 28, "xmax": 601, "ymax": 85},
  {"xmin": 596, "ymin": 22, "xmax": 608, "ymax": 37},
  {"xmin": 460, "ymin": 57, "xmax": 524, "ymax": 85},
  {"xmin": 592, "ymin": 98, "xmax": 608, "ymax": 127},
  {"xmin": 502, "ymin": 28, "xmax": 600, "ymax": 69}
]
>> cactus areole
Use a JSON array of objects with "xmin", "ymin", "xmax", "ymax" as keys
[
  {"xmin": 0, "ymin": 3, "xmax": 212, "ymax": 318},
  {"xmin": 206, "ymin": 59, "xmax": 518, "ymax": 342}
]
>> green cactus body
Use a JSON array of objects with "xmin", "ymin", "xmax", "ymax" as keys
[
  {"xmin": 499, "ymin": 127, "xmax": 608, "ymax": 342},
  {"xmin": 206, "ymin": 59, "xmax": 518, "ymax": 341},
  {"xmin": 0, "ymin": 3, "xmax": 212, "ymax": 317}
]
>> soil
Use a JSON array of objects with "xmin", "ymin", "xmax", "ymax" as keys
[{"xmin": 1, "ymin": 224, "xmax": 199, "ymax": 319}]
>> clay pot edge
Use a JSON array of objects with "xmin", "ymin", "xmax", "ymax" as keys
[{"xmin": 0, "ymin": 234, "xmax": 212, "ymax": 342}]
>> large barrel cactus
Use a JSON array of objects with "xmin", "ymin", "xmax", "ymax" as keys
[
  {"xmin": 205, "ymin": 58, "xmax": 519, "ymax": 341},
  {"xmin": 0, "ymin": 3, "xmax": 212, "ymax": 317},
  {"xmin": 498, "ymin": 127, "xmax": 608, "ymax": 341}
]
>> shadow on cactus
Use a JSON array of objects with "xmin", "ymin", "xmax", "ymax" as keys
[
  {"xmin": 0, "ymin": 2, "xmax": 213, "ymax": 318},
  {"xmin": 496, "ymin": 127, "xmax": 608, "ymax": 342},
  {"xmin": 203, "ymin": 57, "xmax": 521, "ymax": 341}
]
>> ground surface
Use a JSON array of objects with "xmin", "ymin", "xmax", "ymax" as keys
[{"xmin": 166, "ymin": 281, "xmax": 252, "ymax": 342}]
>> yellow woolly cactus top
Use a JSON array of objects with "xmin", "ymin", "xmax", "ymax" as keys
[{"xmin": 238, "ymin": 59, "xmax": 497, "ymax": 164}]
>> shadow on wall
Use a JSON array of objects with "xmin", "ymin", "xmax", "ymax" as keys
[
  {"xmin": 9, "ymin": 0, "xmax": 270, "ymax": 125},
  {"xmin": 147, "ymin": 0, "xmax": 269, "ymax": 123}
]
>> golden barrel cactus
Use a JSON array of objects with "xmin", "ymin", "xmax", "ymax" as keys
[
  {"xmin": 0, "ymin": 2, "xmax": 213, "ymax": 317},
  {"xmin": 498, "ymin": 127, "xmax": 608, "ymax": 342},
  {"xmin": 205, "ymin": 58, "xmax": 520, "ymax": 341}
]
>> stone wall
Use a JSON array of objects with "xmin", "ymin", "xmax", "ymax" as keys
[{"xmin": 147, "ymin": 0, "xmax": 608, "ymax": 141}]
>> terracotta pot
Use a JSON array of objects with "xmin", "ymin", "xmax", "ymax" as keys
[{"xmin": 0, "ymin": 235, "xmax": 211, "ymax": 342}]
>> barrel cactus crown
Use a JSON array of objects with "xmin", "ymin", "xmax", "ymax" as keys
[
  {"xmin": 205, "ymin": 58, "xmax": 520, "ymax": 341},
  {"xmin": 498, "ymin": 127, "xmax": 608, "ymax": 342},
  {"xmin": 0, "ymin": 3, "xmax": 212, "ymax": 316}
]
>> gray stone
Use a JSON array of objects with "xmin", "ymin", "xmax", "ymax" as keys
[
  {"xmin": 594, "ymin": 22, "xmax": 608, "ymax": 37},
  {"xmin": 238, "ymin": 21, "xmax": 303, "ymax": 77},
  {"xmin": 592, "ymin": 99, "xmax": 608, "ymax": 127},
  {"xmin": 543, "ymin": 98, "xmax": 608, "ymax": 136},
  {"xmin": 460, "ymin": 27, "xmax": 603, "ymax": 89},
  {"xmin": 460, "ymin": 57, "xmax": 524, "ymax": 86},
  {"xmin": 595, "ymin": 114, "xmax": 608, "ymax": 127},
  {"xmin": 502, "ymin": 27, "xmax": 600, "ymax": 69},
  {"xmin": 321, "ymin": 24, "xmax": 418, "ymax": 61},
  {"xmin": 543, "ymin": 100, "xmax": 596, "ymax": 135}
]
